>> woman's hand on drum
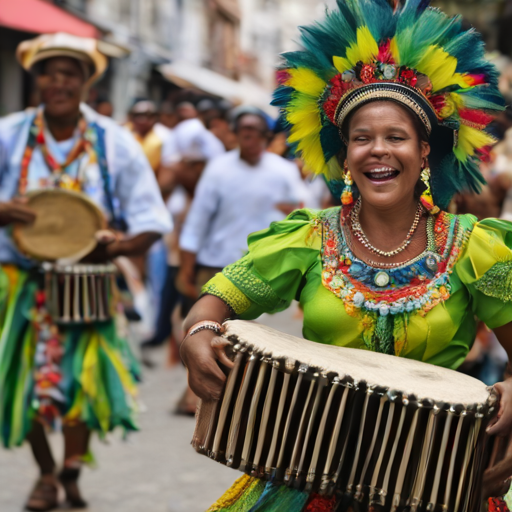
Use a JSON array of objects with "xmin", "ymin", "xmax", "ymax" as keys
[
  {"xmin": 487, "ymin": 378, "xmax": 512, "ymax": 437},
  {"xmin": 181, "ymin": 330, "xmax": 230, "ymax": 401},
  {"xmin": 0, "ymin": 198, "xmax": 36, "ymax": 227}
]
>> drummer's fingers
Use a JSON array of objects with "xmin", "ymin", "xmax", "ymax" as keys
[
  {"xmin": 211, "ymin": 337, "xmax": 235, "ymax": 369},
  {"xmin": 487, "ymin": 394, "xmax": 512, "ymax": 436},
  {"xmin": 95, "ymin": 229, "xmax": 117, "ymax": 245},
  {"xmin": 12, "ymin": 197, "xmax": 28, "ymax": 204},
  {"xmin": 189, "ymin": 361, "xmax": 226, "ymax": 401},
  {"xmin": 487, "ymin": 413, "xmax": 512, "ymax": 436},
  {"xmin": 11, "ymin": 207, "xmax": 36, "ymax": 223}
]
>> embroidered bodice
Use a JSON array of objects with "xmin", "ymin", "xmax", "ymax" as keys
[{"xmin": 203, "ymin": 208, "xmax": 512, "ymax": 370}]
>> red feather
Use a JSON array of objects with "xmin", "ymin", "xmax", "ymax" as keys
[{"xmin": 459, "ymin": 108, "xmax": 494, "ymax": 126}]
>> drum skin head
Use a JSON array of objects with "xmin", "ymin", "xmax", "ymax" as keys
[
  {"xmin": 13, "ymin": 189, "xmax": 106, "ymax": 262},
  {"xmin": 223, "ymin": 320, "xmax": 491, "ymax": 406}
]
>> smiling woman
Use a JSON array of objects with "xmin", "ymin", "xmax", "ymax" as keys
[{"xmin": 179, "ymin": 0, "xmax": 512, "ymax": 510}]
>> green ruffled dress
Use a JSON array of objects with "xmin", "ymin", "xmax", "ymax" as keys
[{"xmin": 203, "ymin": 207, "xmax": 512, "ymax": 512}]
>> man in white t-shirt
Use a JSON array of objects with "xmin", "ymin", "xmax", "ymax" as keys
[{"xmin": 178, "ymin": 108, "xmax": 305, "ymax": 304}]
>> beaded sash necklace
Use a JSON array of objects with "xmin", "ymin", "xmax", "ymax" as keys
[
  {"xmin": 19, "ymin": 108, "xmax": 93, "ymax": 195},
  {"xmin": 320, "ymin": 207, "xmax": 472, "ymax": 356}
]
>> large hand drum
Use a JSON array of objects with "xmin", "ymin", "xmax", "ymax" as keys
[
  {"xmin": 193, "ymin": 320, "xmax": 497, "ymax": 512},
  {"xmin": 13, "ymin": 189, "xmax": 105, "ymax": 262}
]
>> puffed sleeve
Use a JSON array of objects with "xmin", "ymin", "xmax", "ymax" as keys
[
  {"xmin": 455, "ymin": 217, "xmax": 512, "ymax": 329},
  {"xmin": 201, "ymin": 209, "xmax": 322, "ymax": 319}
]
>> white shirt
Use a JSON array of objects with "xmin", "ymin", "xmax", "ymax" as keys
[
  {"xmin": 0, "ymin": 103, "xmax": 172, "ymax": 266},
  {"xmin": 302, "ymin": 175, "xmax": 330, "ymax": 209},
  {"xmin": 180, "ymin": 150, "xmax": 305, "ymax": 268},
  {"xmin": 153, "ymin": 122, "xmax": 180, "ymax": 166},
  {"xmin": 173, "ymin": 118, "xmax": 225, "ymax": 161}
]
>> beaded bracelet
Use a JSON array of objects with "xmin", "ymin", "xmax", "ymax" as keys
[{"xmin": 179, "ymin": 321, "xmax": 223, "ymax": 362}]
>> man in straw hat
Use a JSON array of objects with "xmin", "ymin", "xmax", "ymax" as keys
[{"xmin": 0, "ymin": 33, "xmax": 171, "ymax": 510}]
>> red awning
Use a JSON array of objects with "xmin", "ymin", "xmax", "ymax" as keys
[{"xmin": 0, "ymin": 0, "xmax": 99, "ymax": 38}]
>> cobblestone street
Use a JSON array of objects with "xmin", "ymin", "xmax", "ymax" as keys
[{"xmin": 0, "ymin": 309, "xmax": 303, "ymax": 512}]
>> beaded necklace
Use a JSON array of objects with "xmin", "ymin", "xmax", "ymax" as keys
[
  {"xmin": 19, "ymin": 108, "xmax": 91, "ymax": 195},
  {"xmin": 319, "ymin": 207, "xmax": 472, "ymax": 355},
  {"xmin": 349, "ymin": 198, "xmax": 424, "ymax": 258},
  {"xmin": 343, "ymin": 215, "xmax": 436, "ymax": 269}
]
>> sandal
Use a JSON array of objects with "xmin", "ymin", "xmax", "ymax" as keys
[
  {"xmin": 25, "ymin": 477, "xmax": 58, "ymax": 512},
  {"xmin": 59, "ymin": 468, "xmax": 88, "ymax": 509}
]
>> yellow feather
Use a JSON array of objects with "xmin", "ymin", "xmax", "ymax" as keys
[
  {"xmin": 455, "ymin": 124, "xmax": 496, "ymax": 162},
  {"xmin": 298, "ymin": 133, "xmax": 328, "ymax": 175},
  {"xmin": 326, "ymin": 156, "xmax": 344, "ymax": 181},
  {"xmin": 81, "ymin": 335, "xmax": 99, "ymax": 398},
  {"xmin": 345, "ymin": 26, "xmax": 379, "ymax": 67},
  {"xmin": 287, "ymin": 97, "xmax": 322, "ymax": 142},
  {"xmin": 286, "ymin": 68, "xmax": 326, "ymax": 97},
  {"xmin": 390, "ymin": 37, "xmax": 400, "ymax": 65},
  {"xmin": 100, "ymin": 339, "xmax": 138, "ymax": 396},
  {"xmin": 333, "ymin": 56, "xmax": 352, "ymax": 74},
  {"xmin": 415, "ymin": 46, "xmax": 467, "ymax": 91}
]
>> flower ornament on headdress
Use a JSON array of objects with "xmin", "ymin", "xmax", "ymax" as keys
[{"xmin": 272, "ymin": 0, "xmax": 504, "ymax": 209}]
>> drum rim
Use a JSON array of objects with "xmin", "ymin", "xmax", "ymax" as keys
[
  {"xmin": 13, "ymin": 188, "xmax": 106, "ymax": 262},
  {"xmin": 222, "ymin": 320, "xmax": 494, "ymax": 408}
]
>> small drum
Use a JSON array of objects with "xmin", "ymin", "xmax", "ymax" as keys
[
  {"xmin": 13, "ymin": 189, "xmax": 105, "ymax": 262},
  {"xmin": 43, "ymin": 262, "xmax": 118, "ymax": 324},
  {"xmin": 193, "ymin": 321, "xmax": 497, "ymax": 512}
]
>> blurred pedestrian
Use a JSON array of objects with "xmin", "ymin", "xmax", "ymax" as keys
[
  {"xmin": 127, "ymin": 99, "xmax": 181, "ymax": 350},
  {"xmin": 140, "ymin": 103, "xmax": 225, "ymax": 366},
  {"xmin": 94, "ymin": 95, "xmax": 113, "ymax": 117},
  {"xmin": 175, "ymin": 108, "xmax": 305, "ymax": 414},
  {"xmin": 159, "ymin": 100, "xmax": 179, "ymax": 129},
  {"xmin": 0, "ymin": 33, "xmax": 171, "ymax": 511},
  {"xmin": 197, "ymin": 98, "xmax": 237, "ymax": 150},
  {"xmin": 128, "ymin": 99, "xmax": 179, "ymax": 183}
]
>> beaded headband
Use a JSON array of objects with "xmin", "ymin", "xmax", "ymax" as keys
[{"xmin": 335, "ymin": 82, "xmax": 438, "ymax": 143}]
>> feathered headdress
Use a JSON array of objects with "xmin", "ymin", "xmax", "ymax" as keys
[{"xmin": 272, "ymin": 0, "xmax": 504, "ymax": 208}]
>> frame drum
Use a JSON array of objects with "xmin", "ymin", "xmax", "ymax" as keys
[{"xmin": 13, "ymin": 189, "xmax": 105, "ymax": 262}]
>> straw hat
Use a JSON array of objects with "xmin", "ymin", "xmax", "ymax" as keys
[{"xmin": 16, "ymin": 32, "xmax": 108, "ymax": 87}]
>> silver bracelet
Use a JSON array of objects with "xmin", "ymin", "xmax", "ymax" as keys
[{"xmin": 180, "ymin": 321, "xmax": 223, "ymax": 363}]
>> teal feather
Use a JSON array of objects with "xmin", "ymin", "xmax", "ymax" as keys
[
  {"xmin": 430, "ymin": 154, "xmax": 460, "ymax": 209},
  {"xmin": 281, "ymin": 50, "xmax": 332, "ymax": 79},
  {"xmin": 271, "ymin": 87, "xmax": 294, "ymax": 108},
  {"xmin": 356, "ymin": 0, "xmax": 397, "ymax": 42},
  {"xmin": 320, "ymin": 124, "xmax": 344, "ymax": 160},
  {"xmin": 459, "ymin": 88, "xmax": 506, "ymax": 111}
]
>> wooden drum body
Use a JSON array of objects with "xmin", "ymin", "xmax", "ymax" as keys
[
  {"xmin": 193, "ymin": 321, "xmax": 497, "ymax": 512},
  {"xmin": 43, "ymin": 263, "xmax": 118, "ymax": 324}
]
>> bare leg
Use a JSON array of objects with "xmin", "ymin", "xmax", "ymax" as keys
[
  {"xmin": 59, "ymin": 423, "xmax": 91, "ymax": 508},
  {"xmin": 25, "ymin": 421, "xmax": 58, "ymax": 511},
  {"xmin": 27, "ymin": 421, "xmax": 56, "ymax": 475}
]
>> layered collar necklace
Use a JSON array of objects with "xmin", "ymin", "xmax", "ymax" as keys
[
  {"xmin": 348, "ymin": 198, "xmax": 424, "ymax": 259},
  {"xmin": 19, "ymin": 108, "xmax": 92, "ymax": 195}
]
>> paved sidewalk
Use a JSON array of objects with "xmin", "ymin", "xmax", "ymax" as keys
[{"xmin": 0, "ymin": 308, "xmax": 303, "ymax": 512}]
